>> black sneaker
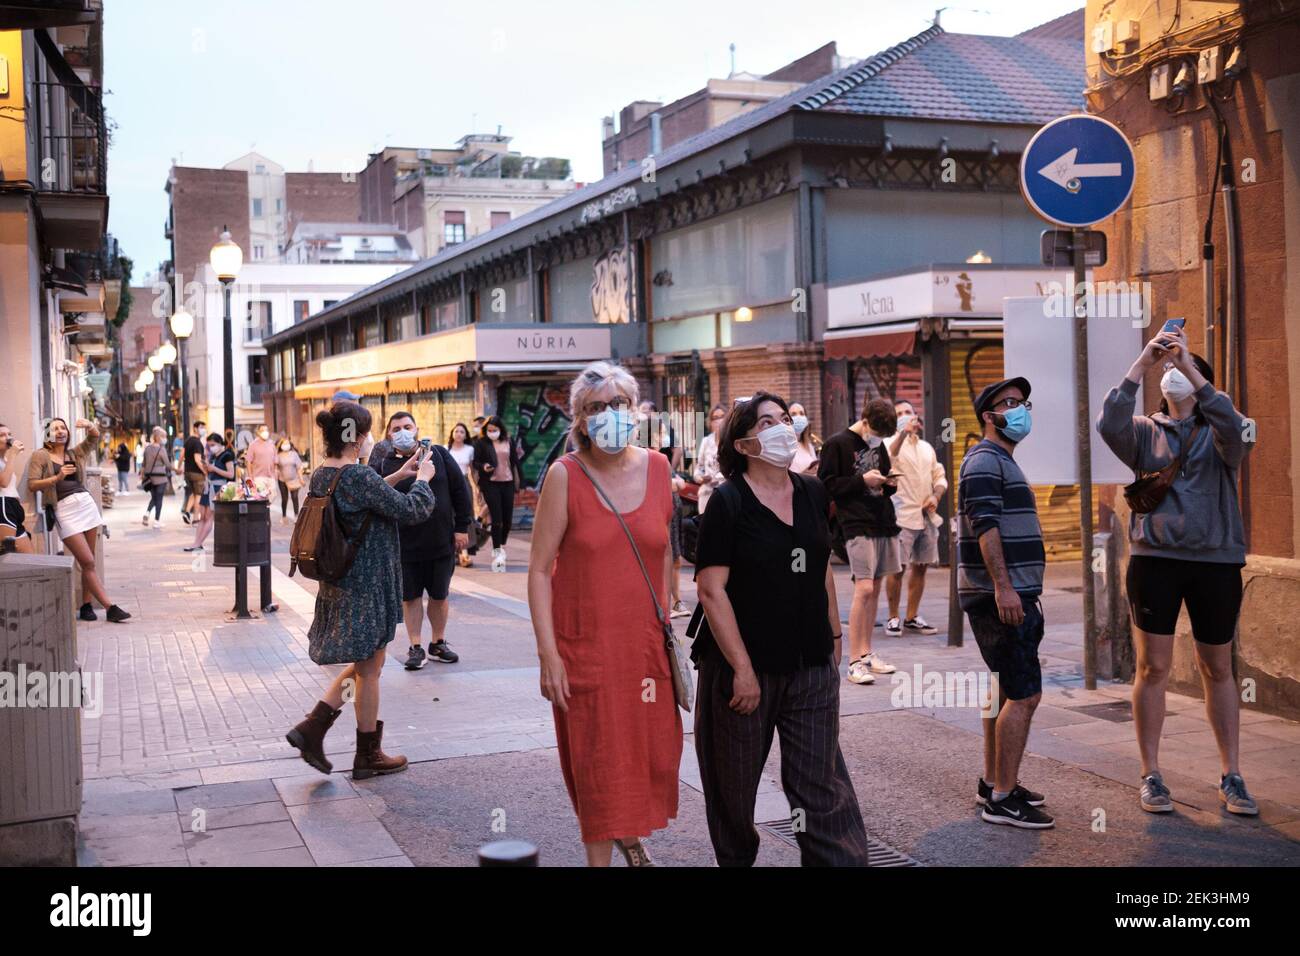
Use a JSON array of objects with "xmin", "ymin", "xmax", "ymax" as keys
[
  {"xmin": 181, "ymin": 510, "xmax": 193, "ymax": 526},
  {"xmin": 106, "ymin": 605, "xmax": 132, "ymax": 624},
  {"xmin": 404, "ymin": 644, "xmax": 426, "ymax": 670},
  {"xmin": 78, "ymin": 603, "xmax": 97, "ymax": 622},
  {"xmin": 428, "ymin": 640, "xmax": 459, "ymax": 664},
  {"xmin": 981, "ymin": 793, "xmax": 1055, "ymax": 829},
  {"xmin": 977, "ymin": 777, "xmax": 1045, "ymax": 807}
]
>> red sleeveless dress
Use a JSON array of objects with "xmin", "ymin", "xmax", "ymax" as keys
[{"xmin": 550, "ymin": 451, "xmax": 683, "ymax": 842}]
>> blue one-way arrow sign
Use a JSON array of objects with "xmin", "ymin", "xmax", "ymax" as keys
[{"xmin": 1021, "ymin": 114, "xmax": 1136, "ymax": 228}]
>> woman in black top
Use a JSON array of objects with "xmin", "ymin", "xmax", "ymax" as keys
[
  {"xmin": 693, "ymin": 391, "xmax": 870, "ymax": 867},
  {"xmin": 472, "ymin": 415, "xmax": 523, "ymax": 572},
  {"xmin": 114, "ymin": 442, "xmax": 132, "ymax": 492}
]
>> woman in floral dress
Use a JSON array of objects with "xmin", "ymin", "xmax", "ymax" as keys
[{"xmin": 286, "ymin": 401, "xmax": 436, "ymax": 780}]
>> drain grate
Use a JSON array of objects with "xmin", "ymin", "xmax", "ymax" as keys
[
  {"xmin": 1068, "ymin": 699, "xmax": 1134, "ymax": 722},
  {"xmin": 757, "ymin": 819, "xmax": 921, "ymax": 866}
]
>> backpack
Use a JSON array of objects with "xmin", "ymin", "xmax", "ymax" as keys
[{"xmin": 289, "ymin": 466, "xmax": 372, "ymax": 582}]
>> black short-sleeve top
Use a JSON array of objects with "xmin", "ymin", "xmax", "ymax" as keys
[{"xmin": 692, "ymin": 471, "xmax": 835, "ymax": 673}]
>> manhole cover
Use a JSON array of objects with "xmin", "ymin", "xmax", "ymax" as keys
[
  {"xmin": 757, "ymin": 819, "xmax": 921, "ymax": 866},
  {"xmin": 1068, "ymin": 700, "xmax": 1134, "ymax": 722}
]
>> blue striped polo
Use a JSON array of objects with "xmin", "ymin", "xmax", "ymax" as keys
[{"xmin": 957, "ymin": 439, "xmax": 1045, "ymax": 610}]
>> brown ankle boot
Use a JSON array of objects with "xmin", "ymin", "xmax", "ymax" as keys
[
  {"xmin": 286, "ymin": 701, "xmax": 341, "ymax": 774},
  {"xmin": 352, "ymin": 720, "xmax": 408, "ymax": 780}
]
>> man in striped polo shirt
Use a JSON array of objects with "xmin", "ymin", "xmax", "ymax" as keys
[{"xmin": 958, "ymin": 376, "xmax": 1053, "ymax": 830}]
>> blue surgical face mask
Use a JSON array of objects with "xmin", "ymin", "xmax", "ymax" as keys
[
  {"xmin": 994, "ymin": 405, "xmax": 1032, "ymax": 443},
  {"xmin": 392, "ymin": 429, "xmax": 416, "ymax": 451},
  {"xmin": 587, "ymin": 408, "xmax": 638, "ymax": 453},
  {"xmin": 791, "ymin": 414, "xmax": 809, "ymax": 436}
]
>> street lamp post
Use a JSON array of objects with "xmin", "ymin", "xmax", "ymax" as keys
[
  {"xmin": 170, "ymin": 309, "xmax": 194, "ymax": 435},
  {"xmin": 209, "ymin": 227, "xmax": 243, "ymax": 437}
]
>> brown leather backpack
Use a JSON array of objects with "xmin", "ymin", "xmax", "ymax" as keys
[
  {"xmin": 1123, "ymin": 424, "xmax": 1202, "ymax": 515},
  {"xmin": 289, "ymin": 467, "xmax": 372, "ymax": 582}
]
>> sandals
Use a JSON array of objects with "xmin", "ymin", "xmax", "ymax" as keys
[{"xmin": 615, "ymin": 839, "xmax": 655, "ymax": 867}]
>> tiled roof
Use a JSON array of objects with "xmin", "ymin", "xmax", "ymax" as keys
[
  {"xmin": 266, "ymin": 19, "xmax": 1085, "ymax": 339},
  {"xmin": 800, "ymin": 27, "xmax": 1084, "ymax": 124},
  {"xmin": 1018, "ymin": 8, "xmax": 1084, "ymax": 41}
]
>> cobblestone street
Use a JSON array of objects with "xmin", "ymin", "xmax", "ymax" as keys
[{"xmin": 73, "ymin": 491, "xmax": 1300, "ymax": 866}]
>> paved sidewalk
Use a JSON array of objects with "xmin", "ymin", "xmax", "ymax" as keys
[{"xmin": 72, "ymin": 492, "xmax": 1300, "ymax": 866}]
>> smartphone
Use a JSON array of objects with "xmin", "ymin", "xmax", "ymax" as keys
[{"xmin": 1161, "ymin": 317, "xmax": 1186, "ymax": 334}]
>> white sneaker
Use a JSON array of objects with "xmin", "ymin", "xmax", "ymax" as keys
[
  {"xmin": 847, "ymin": 658, "xmax": 876, "ymax": 685},
  {"xmin": 152, "ymin": 517, "xmax": 164, "ymax": 530},
  {"xmin": 885, "ymin": 617, "xmax": 902, "ymax": 636},
  {"xmin": 491, "ymin": 548, "xmax": 506, "ymax": 572},
  {"xmin": 863, "ymin": 652, "xmax": 896, "ymax": 674}
]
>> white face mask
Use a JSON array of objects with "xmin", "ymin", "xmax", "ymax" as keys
[
  {"xmin": 1160, "ymin": 368, "xmax": 1196, "ymax": 404},
  {"xmin": 744, "ymin": 423, "xmax": 799, "ymax": 469},
  {"xmin": 791, "ymin": 415, "xmax": 809, "ymax": 436},
  {"xmin": 486, "ymin": 429, "xmax": 501, "ymax": 441},
  {"xmin": 258, "ymin": 430, "xmax": 269, "ymax": 440}
]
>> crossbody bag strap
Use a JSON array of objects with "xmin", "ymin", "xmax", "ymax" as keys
[
  {"xmin": 1176, "ymin": 423, "xmax": 1203, "ymax": 473},
  {"xmin": 566, "ymin": 454, "xmax": 666, "ymax": 628}
]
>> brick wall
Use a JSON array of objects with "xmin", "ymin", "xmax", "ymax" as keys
[
  {"xmin": 1089, "ymin": 17, "xmax": 1299, "ymax": 559},
  {"xmin": 285, "ymin": 173, "xmax": 360, "ymax": 235},
  {"xmin": 170, "ymin": 167, "xmax": 250, "ymax": 286},
  {"xmin": 359, "ymin": 155, "xmax": 395, "ymax": 225},
  {"xmin": 699, "ymin": 342, "xmax": 825, "ymax": 436}
]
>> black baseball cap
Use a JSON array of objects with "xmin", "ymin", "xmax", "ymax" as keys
[{"xmin": 974, "ymin": 376, "xmax": 1032, "ymax": 419}]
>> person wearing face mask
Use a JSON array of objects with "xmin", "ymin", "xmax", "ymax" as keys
[
  {"xmin": 1098, "ymin": 324, "xmax": 1258, "ymax": 817},
  {"xmin": 186, "ymin": 434, "xmax": 235, "ymax": 553},
  {"xmin": 958, "ymin": 376, "xmax": 1052, "ymax": 829},
  {"xmin": 692, "ymin": 393, "xmax": 869, "ymax": 866},
  {"xmin": 527, "ymin": 361, "xmax": 682, "ymax": 867},
  {"xmin": 374, "ymin": 412, "xmax": 472, "ymax": 670},
  {"xmin": 276, "ymin": 438, "xmax": 305, "ymax": 523},
  {"xmin": 818, "ymin": 397, "xmax": 901, "ymax": 685},
  {"xmin": 787, "ymin": 402, "xmax": 822, "ymax": 475},
  {"xmin": 245, "ymin": 424, "xmax": 278, "ymax": 495},
  {"xmin": 884, "ymin": 401, "xmax": 947, "ymax": 637},
  {"xmin": 473, "ymin": 415, "xmax": 523, "ymax": 572}
]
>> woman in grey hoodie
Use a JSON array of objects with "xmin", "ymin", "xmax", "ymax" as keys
[{"xmin": 1098, "ymin": 323, "xmax": 1256, "ymax": 817}]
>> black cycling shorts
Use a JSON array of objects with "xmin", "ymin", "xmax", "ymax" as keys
[
  {"xmin": 1126, "ymin": 555, "xmax": 1243, "ymax": 646},
  {"xmin": 401, "ymin": 555, "xmax": 455, "ymax": 602}
]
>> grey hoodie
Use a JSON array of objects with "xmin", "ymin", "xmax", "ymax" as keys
[{"xmin": 1097, "ymin": 378, "xmax": 1251, "ymax": 564}]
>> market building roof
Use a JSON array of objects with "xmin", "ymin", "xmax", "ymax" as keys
[{"xmin": 266, "ymin": 13, "xmax": 1084, "ymax": 347}]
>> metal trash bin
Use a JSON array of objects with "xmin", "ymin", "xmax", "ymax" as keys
[
  {"xmin": 212, "ymin": 499, "xmax": 276, "ymax": 619},
  {"xmin": 0, "ymin": 552, "xmax": 81, "ymax": 866}
]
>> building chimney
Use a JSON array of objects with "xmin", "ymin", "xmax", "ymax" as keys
[
  {"xmin": 602, "ymin": 115, "xmax": 616, "ymax": 142},
  {"xmin": 650, "ymin": 112, "xmax": 662, "ymax": 155}
]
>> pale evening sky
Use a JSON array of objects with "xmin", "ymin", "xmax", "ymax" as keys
[{"xmin": 103, "ymin": 0, "xmax": 1083, "ymax": 277}]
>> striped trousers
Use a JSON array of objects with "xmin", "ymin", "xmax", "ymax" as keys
[{"xmin": 694, "ymin": 656, "xmax": 871, "ymax": 867}]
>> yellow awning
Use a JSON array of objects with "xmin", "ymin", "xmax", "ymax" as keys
[
  {"xmin": 367, "ymin": 365, "xmax": 458, "ymax": 393},
  {"xmin": 295, "ymin": 366, "xmax": 460, "ymax": 402}
]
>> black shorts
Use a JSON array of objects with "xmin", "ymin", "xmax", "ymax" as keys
[
  {"xmin": 401, "ymin": 555, "xmax": 455, "ymax": 602},
  {"xmin": 1126, "ymin": 555, "xmax": 1242, "ymax": 646},
  {"xmin": 965, "ymin": 596, "xmax": 1045, "ymax": 701},
  {"xmin": 0, "ymin": 497, "xmax": 29, "ymax": 537}
]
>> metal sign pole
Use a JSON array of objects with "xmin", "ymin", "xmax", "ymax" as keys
[{"xmin": 1073, "ymin": 228, "xmax": 1098, "ymax": 690}]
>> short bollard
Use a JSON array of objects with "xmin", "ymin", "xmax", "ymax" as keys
[{"xmin": 477, "ymin": 840, "xmax": 539, "ymax": 867}]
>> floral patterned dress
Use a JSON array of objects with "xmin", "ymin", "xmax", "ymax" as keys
[{"xmin": 306, "ymin": 464, "xmax": 435, "ymax": 665}]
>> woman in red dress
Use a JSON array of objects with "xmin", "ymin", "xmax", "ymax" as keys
[{"xmin": 528, "ymin": 361, "xmax": 683, "ymax": 866}]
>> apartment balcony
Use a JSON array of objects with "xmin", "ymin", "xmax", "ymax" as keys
[
  {"xmin": 31, "ymin": 78, "xmax": 109, "ymax": 251},
  {"xmin": 0, "ymin": 1, "xmax": 99, "ymax": 29}
]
